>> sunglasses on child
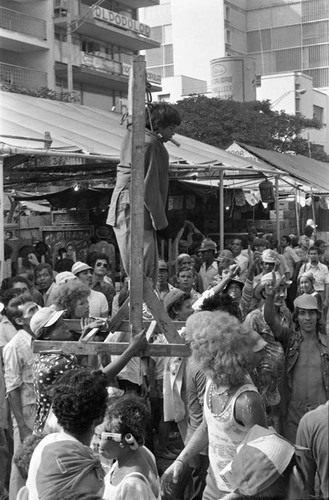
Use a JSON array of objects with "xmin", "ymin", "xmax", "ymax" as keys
[
  {"xmin": 96, "ymin": 262, "xmax": 108, "ymax": 268},
  {"xmin": 101, "ymin": 432, "xmax": 122, "ymax": 442}
]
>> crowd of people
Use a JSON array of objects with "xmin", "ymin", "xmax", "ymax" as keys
[
  {"xmin": 1, "ymin": 100, "xmax": 328, "ymax": 499},
  {"xmin": 0, "ymin": 223, "xmax": 328, "ymax": 500}
]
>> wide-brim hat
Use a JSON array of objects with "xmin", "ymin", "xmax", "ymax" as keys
[
  {"xmin": 55, "ymin": 271, "xmax": 77, "ymax": 285},
  {"xmin": 229, "ymin": 425, "xmax": 305, "ymax": 496},
  {"xmin": 198, "ymin": 239, "xmax": 217, "ymax": 252},
  {"xmin": 30, "ymin": 307, "xmax": 65, "ymax": 338},
  {"xmin": 225, "ymin": 275, "xmax": 245, "ymax": 290},
  {"xmin": 254, "ymin": 272, "xmax": 291, "ymax": 300},
  {"xmin": 71, "ymin": 261, "xmax": 93, "ymax": 275},
  {"xmin": 214, "ymin": 249, "xmax": 234, "ymax": 261}
]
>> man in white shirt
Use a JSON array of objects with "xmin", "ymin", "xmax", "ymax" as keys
[
  {"xmin": 298, "ymin": 246, "xmax": 329, "ymax": 321},
  {"xmin": 71, "ymin": 261, "xmax": 108, "ymax": 318},
  {"xmin": 3, "ymin": 295, "xmax": 39, "ymax": 499},
  {"xmin": 198, "ymin": 239, "xmax": 218, "ymax": 292},
  {"xmin": 230, "ymin": 238, "xmax": 249, "ymax": 282}
]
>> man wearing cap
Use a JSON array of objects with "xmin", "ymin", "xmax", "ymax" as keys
[
  {"xmin": 298, "ymin": 245, "xmax": 329, "ymax": 322},
  {"xmin": 2, "ymin": 294, "xmax": 39, "ymax": 499},
  {"xmin": 71, "ymin": 261, "xmax": 108, "ymax": 318},
  {"xmin": 253, "ymin": 249, "xmax": 281, "ymax": 289},
  {"xmin": 198, "ymin": 239, "xmax": 218, "ymax": 292},
  {"xmin": 155, "ymin": 260, "xmax": 178, "ymax": 304},
  {"xmin": 264, "ymin": 283, "xmax": 329, "ymax": 442}
]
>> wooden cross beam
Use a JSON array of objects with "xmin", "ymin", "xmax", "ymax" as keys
[
  {"xmin": 32, "ymin": 57, "xmax": 190, "ymax": 360},
  {"xmin": 33, "ymin": 341, "xmax": 190, "ymax": 357}
]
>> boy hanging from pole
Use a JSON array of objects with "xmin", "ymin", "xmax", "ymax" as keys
[{"xmin": 106, "ymin": 102, "xmax": 181, "ymax": 285}]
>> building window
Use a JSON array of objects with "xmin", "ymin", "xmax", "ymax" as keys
[
  {"xmin": 82, "ymin": 41, "xmax": 100, "ymax": 54},
  {"xmin": 164, "ymin": 44, "xmax": 173, "ymax": 65},
  {"xmin": 163, "ymin": 24, "xmax": 172, "ymax": 44},
  {"xmin": 164, "ymin": 65, "xmax": 174, "ymax": 77},
  {"xmin": 313, "ymin": 105, "xmax": 324, "ymax": 124},
  {"xmin": 150, "ymin": 26, "xmax": 163, "ymax": 43}
]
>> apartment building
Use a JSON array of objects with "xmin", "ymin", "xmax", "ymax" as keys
[
  {"xmin": 0, "ymin": 0, "xmax": 160, "ymax": 111},
  {"xmin": 139, "ymin": 0, "xmax": 329, "ymax": 153},
  {"xmin": 140, "ymin": 0, "xmax": 329, "ymax": 92}
]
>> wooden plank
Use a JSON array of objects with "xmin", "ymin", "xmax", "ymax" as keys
[
  {"xmin": 33, "ymin": 341, "xmax": 191, "ymax": 357},
  {"xmin": 108, "ymin": 319, "xmax": 186, "ymax": 333},
  {"xmin": 106, "ymin": 298, "xmax": 129, "ymax": 336},
  {"xmin": 143, "ymin": 275, "xmax": 184, "ymax": 344},
  {"xmin": 145, "ymin": 320, "xmax": 157, "ymax": 341},
  {"xmin": 130, "ymin": 55, "xmax": 146, "ymax": 334}
]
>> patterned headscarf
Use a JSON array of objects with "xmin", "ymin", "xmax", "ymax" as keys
[{"xmin": 33, "ymin": 351, "xmax": 78, "ymax": 433}]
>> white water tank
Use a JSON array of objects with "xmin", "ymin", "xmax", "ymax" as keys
[{"xmin": 210, "ymin": 56, "xmax": 256, "ymax": 102}]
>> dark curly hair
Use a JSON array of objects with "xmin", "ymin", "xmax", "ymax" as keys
[
  {"xmin": 103, "ymin": 393, "xmax": 150, "ymax": 446},
  {"xmin": 53, "ymin": 280, "xmax": 90, "ymax": 318},
  {"xmin": 145, "ymin": 102, "xmax": 181, "ymax": 131},
  {"xmin": 51, "ymin": 368, "xmax": 108, "ymax": 435},
  {"xmin": 87, "ymin": 252, "xmax": 110, "ymax": 268},
  {"xmin": 200, "ymin": 292, "xmax": 242, "ymax": 321}
]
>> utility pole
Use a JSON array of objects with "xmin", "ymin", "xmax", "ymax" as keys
[{"xmin": 67, "ymin": 10, "xmax": 73, "ymax": 93}]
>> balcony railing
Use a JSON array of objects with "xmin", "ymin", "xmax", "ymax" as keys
[
  {"xmin": 0, "ymin": 6, "xmax": 47, "ymax": 40},
  {"xmin": 0, "ymin": 63, "xmax": 47, "ymax": 89}
]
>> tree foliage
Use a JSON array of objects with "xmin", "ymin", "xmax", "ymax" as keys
[{"xmin": 173, "ymin": 96, "xmax": 328, "ymax": 161}]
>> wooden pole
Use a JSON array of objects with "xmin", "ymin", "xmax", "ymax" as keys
[
  {"xmin": 275, "ymin": 176, "xmax": 280, "ymax": 241},
  {"xmin": 310, "ymin": 187, "xmax": 317, "ymax": 238},
  {"xmin": 295, "ymin": 187, "xmax": 300, "ymax": 236},
  {"xmin": 129, "ymin": 56, "xmax": 146, "ymax": 334},
  {"xmin": 219, "ymin": 170, "xmax": 224, "ymax": 251}
]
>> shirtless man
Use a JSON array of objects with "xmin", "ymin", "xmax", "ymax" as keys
[{"xmin": 264, "ymin": 279, "xmax": 329, "ymax": 442}]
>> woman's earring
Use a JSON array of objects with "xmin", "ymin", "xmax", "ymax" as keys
[{"xmin": 119, "ymin": 441, "xmax": 125, "ymax": 448}]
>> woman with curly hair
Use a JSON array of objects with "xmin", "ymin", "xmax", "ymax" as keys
[
  {"xmin": 53, "ymin": 279, "xmax": 91, "ymax": 319},
  {"xmin": 162, "ymin": 311, "xmax": 267, "ymax": 500},
  {"xmin": 25, "ymin": 368, "xmax": 109, "ymax": 500},
  {"xmin": 99, "ymin": 393, "xmax": 160, "ymax": 499}
]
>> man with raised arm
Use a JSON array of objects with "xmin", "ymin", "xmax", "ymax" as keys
[{"xmin": 264, "ymin": 275, "xmax": 329, "ymax": 442}]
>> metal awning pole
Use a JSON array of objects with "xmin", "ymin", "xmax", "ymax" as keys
[
  {"xmin": 275, "ymin": 175, "xmax": 280, "ymax": 241},
  {"xmin": 219, "ymin": 170, "xmax": 224, "ymax": 251}
]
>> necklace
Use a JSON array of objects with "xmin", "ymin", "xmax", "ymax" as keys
[{"xmin": 208, "ymin": 383, "xmax": 231, "ymax": 417}]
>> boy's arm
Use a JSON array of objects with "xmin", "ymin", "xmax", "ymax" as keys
[{"xmin": 263, "ymin": 276, "xmax": 285, "ymax": 340}]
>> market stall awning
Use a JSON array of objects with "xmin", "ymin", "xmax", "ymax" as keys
[
  {"xmin": 0, "ymin": 90, "xmax": 273, "ymax": 172},
  {"xmin": 237, "ymin": 142, "xmax": 329, "ymax": 193}
]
